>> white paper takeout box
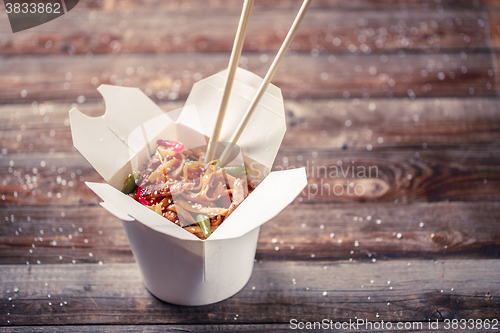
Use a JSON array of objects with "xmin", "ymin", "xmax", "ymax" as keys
[{"xmin": 69, "ymin": 68, "xmax": 307, "ymax": 306}]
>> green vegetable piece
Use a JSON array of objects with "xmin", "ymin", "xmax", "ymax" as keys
[
  {"xmin": 221, "ymin": 165, "xmax": 247, "ymax": 177},
  {"xmin": 122, "ymin": 172, "xmax": 138, "ymax": 194},
  {"xmin": 196, "ymin": 214, "xmax": 212, "ymax": 238}
]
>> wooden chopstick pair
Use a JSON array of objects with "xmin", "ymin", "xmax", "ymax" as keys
[{"xmin": 206, "ymin": 0, "xmax": 312, "ymax": 165}]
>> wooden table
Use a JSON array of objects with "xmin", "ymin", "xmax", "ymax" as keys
[{"xmin": 1, "ymin": 0, "xmax": 499, "ymax": 331}]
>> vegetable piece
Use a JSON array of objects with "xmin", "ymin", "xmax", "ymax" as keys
[
  {"xmin": 136, "ymin": 186, "xmax": 162, "ymax": 206},
  {"xmin": 157, "ymin": 140, "xmax": 184, "ymax": 152},
  {"xmin": 122, "ymin": 171, "xmax": 139, "ymax": 194},
  {"xmin": 218, "ymin": 165, "xmax": 247, "ymax": 177},
  {"xmin": 196, "ymin": 214, "xmax": 212, "ymax": 238}
]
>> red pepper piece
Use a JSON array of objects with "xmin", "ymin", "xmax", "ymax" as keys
[
  {"xmin": 136, "ymin": 186, "xmax": 162, "ymax": 206},
  {"xmin": 157, "ymin": 140, "xmax": 184, "ymax": 152}
]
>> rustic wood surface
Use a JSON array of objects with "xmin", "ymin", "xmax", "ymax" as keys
[{"xmin": 1, "ymin": 0, "xmax": 499, "ymax": 331}]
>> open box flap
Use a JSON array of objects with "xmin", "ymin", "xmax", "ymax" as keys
[
  {"xmin": 87, "ymin": 182, "xmax": 199, "ymax": 241},
  {"xmin": 184, "ymin": 67, "xmax": 286, "ymax": 171},
  {"xmin": 209, "ymin": 168, "xmax": 307, "ymax": 240},
  {"xmin": 69, "ymin": 85, "xmax": 170, "ymax": 183}
]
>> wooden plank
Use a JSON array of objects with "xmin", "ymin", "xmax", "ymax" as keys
[
  {"xmin": 489, "ymin": 12, "xmax": 500, "ymax": 49},
  {"xmin": 0, "ymin": 202, "xmax": 499, "ymax": 265},
  {"xmin": 0, "ymin": 260, "xmax": 499, "ymax": 325},
  {"xmin": 3, "ymin": 98, "xmax": 499, "ymax": 153},
  {"xmin": 275, "ymin": 148, "xmax": 500, "ymax": 203},
  {"xmin": 0, "ymin": 325, "xmax": 295, "ymax": 333},
  {"xmin": 0, "ymin": 7, "xmax": 488, "ymax": 55},
  {"xmin": 284, "ymin": 98, "xmax": 500, "ymax": 149},
  {"xmin": 0, "ymin": 323, "xmax": 491, "ymax": 333},
  {"xmin": 0, "ymin": 52, "xmax": 495, "ymax": 104},
  {"xmin": 77, "ymin": 0, "xmax": 485, "ymax": 11},
  {"xmin": 1, "ymin": 146, "xmax": 499, "ymax": 205}
]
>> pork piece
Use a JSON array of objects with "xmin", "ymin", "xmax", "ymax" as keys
[
  {"xmin": 169, "ymin": 181, "xmax": 195, "ymax": 195},
  {"xmin": 226, "ymin": 178, "xmax": 247, "ymax": 218}
]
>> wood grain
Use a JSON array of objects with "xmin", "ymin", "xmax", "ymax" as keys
[
  {"xmin": 0, "ymin": 260, "xmax": 499, "ymax": 325},
  {"xmin": 0, "ymin": 6, "xmax": 488, "ymax": 55},
  {"xmin": 0, "ymin": 51, "xmax": 495, "ymax": 104},
  {"xmin": 2, "ymin": 98, "xmax": 500, "ymax": 153},
  {"xmin": 0, "ymin": 202, "xmax": 499, "ymax": 265},
  {"xmin": 0, "ymin": 324, "xmax": 490, "ymax": 333},
  {"xmin": 76, "ymin": 0, "xmax": 486, "ymax": 11}
]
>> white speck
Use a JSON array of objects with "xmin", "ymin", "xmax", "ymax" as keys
[
  {"xmin": 376, "ymin": 219, "xmax": 382, "ymax": 225},
  {"xmin": 88, "ymin": 253, "xmax": 93, "ymax": 257},
  {"xmin": 98, "ymin": 261, "xmax": 103, "ymax": 265},
  {"xmin": 311, "ymin": 254, "xmax": 315, "ymax": 258},
  {"xmin": 372, "ymin": 258, "xmax": 377, "ymax": 263},
  {"xmin": 320, "ymin": 224, "xmax": 325, "ymax": 230},
  {"xmin": 322, "ymin": 291, "xmax": 327, "ymax": 296},
  {"xmin": 329, "ymin": 233, "xmax": 335, "ymax": 238},
  {"xmin": 377, "ymin": 137, "xmax": 384, "ymax": 144},
  {"xmin": 396, "ymin": 233, "xmax": 402, "ymax": 239},
  {"xmin": 345, "ymin": 119, "xmax": 352, "ymax": 127},
  {"xmin": 48, "ymin": 302, "xmax": 52, "ymax": 306},
  {"xmin": 354, "ymin": 240, "xmax": 359, "ymax": 247},
  {"xmin": 419, "ymin": 222, "xmax": 424, "ymax": 228},
  {"xmin": 274, "ymin": 246, "xmax": 279, "ymax": 251},
  {"xmin": 387, "ymin": 281, "xmax": 391, "ymax": 284},
  {"xmin": 338, "ymin": 239, "xmax": 342, "ymax": 244},
  {"xmin": 366, "ymin": 144, "xmax": 373, "ymax": 151},
  {"xmin": 271, "ymin": 238, "xmax": 278, "ymax": 243},
  {"xmin": 252, "ymin": 286, "xmax": 256, "ymax": 290}
]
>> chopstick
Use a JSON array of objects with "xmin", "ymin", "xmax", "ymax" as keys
[
  {"xmin": 219, "ymin": 0, "xmax": 312, "ymax": 165},
  {"xmin": 205, "ymin": 0, "xmax": 255, "ymax": 163}
]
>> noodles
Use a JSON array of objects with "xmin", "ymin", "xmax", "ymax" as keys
[{"xmin": 122, "ymin": 140, "xmax": 252, "ymax": 239}]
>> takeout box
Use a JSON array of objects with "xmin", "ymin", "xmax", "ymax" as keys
[{"xmin": 69, "ymin": 68, "xmax": 307, "ymax": 305}]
